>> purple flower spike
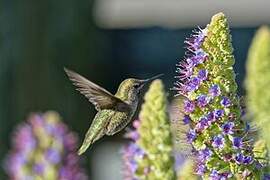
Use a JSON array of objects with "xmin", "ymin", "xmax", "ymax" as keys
[
  {"xmin": 214, "ymin": 109, "xmax": 225, "ymax": 119},
  {"xmin": 235, "ymin": 153, "xmax": 244, "ymax": 164},
  {"xmin": 197, "ymin": 69, "xmax": 208, "ymax": 81},
  {"xmin": 243, "ymin": 156, "xmax": 253, "ymax": 165},
  {"xmin": 184, "ymin": 100, "xmax": 195, "ymax": 113},
  {"xmin": 209, "ymin": 84, "xmax": 221, "ymax": 97},
  {"xmin": 4, "ymin": 112, "xmax": 88, "ymax": 180},
  {"xmin": 232, "ymin": 137, "xmax": 243, "ymax": 149},
  {"xmin": 212, "ymin": 135, "xmax": 225, "ymax": 150},
  {"xmin": 197, "ymin": 94, "xmax": 210, "ymax": 108},
  {"xmin": 183, "ymin": 115, "xmax": 191, "ymax": 124},
  {"xmin": 222, "ymin": 122, "xmax": 234, "ymax": 134},
  {"xmin": 220, "ymin": 96, "xmax": 231, "ymax": 107},
  {"xmin": 186, "ymin": 129, "xmax": 197, "ymax": 143}
]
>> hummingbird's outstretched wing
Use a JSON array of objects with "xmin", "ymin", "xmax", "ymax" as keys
[{"xmin": 64, "ymin": 68, "xmax": 129, "ymax": 111}]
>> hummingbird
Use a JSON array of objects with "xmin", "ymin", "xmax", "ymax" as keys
[{"xmin": 64, "ymin": 68, "xmax": 163, "ymax": 155}]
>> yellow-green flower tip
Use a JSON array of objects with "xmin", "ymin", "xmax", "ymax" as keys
[{"xmin": 136, "ymin": 79, "xmax": 176, "ymax": 180}]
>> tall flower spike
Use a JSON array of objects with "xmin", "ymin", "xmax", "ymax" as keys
[
  {"xmin": 174, "ymin": 12, "xmax": 260, "ymax": 179},
  {"xmin": 245, "ymin": 26, "xmax": 270, "ymax": 152},
  {"xmin": 4, "ymin": 111, "xmax": 88, "ymax": 180},
  {"xmin": 136, "ymin": 80, "xmax": 176, "ymax": 180}
]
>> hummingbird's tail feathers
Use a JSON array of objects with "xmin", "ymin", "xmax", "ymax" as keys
[
  {"xmin": 77, "ymin": 125, "xmax": 106, "ymax": 155},
  {"xmin": 77, "ymin": 141, "xmax": 92, "ymax": 155}
]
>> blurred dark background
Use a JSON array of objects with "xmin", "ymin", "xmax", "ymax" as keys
[{"xmin": 0, "ymin": 0, "xmax": 265, "ymax": 179}]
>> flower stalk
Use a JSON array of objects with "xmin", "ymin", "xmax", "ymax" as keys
[
  {"xmin": 122, "ymin": 80, "xmax": 176, "ymax": 180},
  {"xmin": 245, "ymin": 26, "xmax": 270, "ymax": 151},
  {"xmin": 174, "ymin": 12, "xmax": 261, "ymax": 179}
]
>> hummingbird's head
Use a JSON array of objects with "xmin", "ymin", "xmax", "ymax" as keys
[{"xmin": 117, "ymin": 74, "xmax": 163, "ymax": 100}]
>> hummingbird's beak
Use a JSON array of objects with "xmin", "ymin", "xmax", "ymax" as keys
[
  {"xmin": 136, "ymin": 74, "xmax": 163, "ymax": 92},
  {"xmin": 141, "ymin": 74, "xmax": 164, "ymax": 83}
]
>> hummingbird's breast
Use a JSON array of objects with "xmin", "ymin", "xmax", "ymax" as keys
[
  {"xmin": 105, "ymin": 83, "xmax": 139, "ymax": 135},
  {"xmin": 105, "ymin": 99, "xmax": 138, "ymax": 136}
]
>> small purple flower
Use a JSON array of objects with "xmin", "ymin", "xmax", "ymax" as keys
[
  {"xmin": 46, "ymin": 148, "xmax": 61, "ymax": 164},
  {"xmin": 196, "ymin": 94, "xmax": 210, "ymax": 108},
  {"xmin": 122, "ymin": 143, "xmax": 144, "ymax": 179},
  {"xmin": 198, "ymin": 148, "xmax": 213, "ymax": 162},
  {"xmin": 209, "ymin": 84, "xmax": 221, "ymax": 97},
  {"xmin": 223, "ymin": 153, "xmax": 232, "ymax": 162},
  {"xmin": 186, "ymin": 77, "xmax": 201, "ymax": 92},
  {"xmin": 197, "ymin": 69, "xmax": 208, "ymax": 81},
  {"xmin": 214, "ymin": 109, "xmax": 225, "ymax": 119},
  {"xmin": 235, "ymin": 153, "xmax": 244, "ymax": 164},
  {"xmin": 176, "ymin": 62, "xmax": 193, "ymax": 81},
  {"xmin": 212, "ymin": 135, "xmax": 225, "ymax": 150},
  {"xmin": 220, "ymin": 97, "xmax": 231, "ymax": 107},
  {"xmin": 183, "ymin": 115, "xmax": 191, "ymax": 124},
  {"xmin": 243, "ymin": 156, "xmax": 253, "ymax": 165},
  {"xmin": 210, "ymin": 170, "xmax": 220, "ymax": 180},
  {"xmin": 195, "ymin": 48, "xmax": 208, "ymax": 57},
  {"xmin": 200, "ymin": 117, "xmax": 210, "ymax": 126},
  {"xmin": 125, "ymin": 131, "xmax": 140, "ymax": 141},
  {"xmin": 207, "ymin": 112, "xmax": 215, "ymax": 122},
  {"xmin": 186, "ymin": 58, "xmax": 196, "ymax": 67},
  {"xmin": 195, "ymin": 122, "xmax": 205, "ymax": 132},
  {"xmin": 242, "ymin": 169, "xmax": 252, "ymax": 178},
  {"xmin": 189, "ymin": 54, "xmax": 205, "ymax": 66},
  {"xmin": 185, "ymin": 30, "xmax": 206, "ymax": 50},
  {"xmin": 232, "ymin": 137, "xmax": 243, "ymax": 149},
  {"xmin": 33, "ymin": 163, "xmax": 45, "ymax": 175},
  {"xmin": 222, "ymin": 122, "xmax": 234, "ymax": 134},
  {"xmin": 195, "ymin": 117, "xmax": 210, "ymax": 131},
  {"xmin": 221, "ymin": 172, "xmax": 233, "ymax": 179},
  {"xmin": 132, "ymin": 120, "xmax": 140, "ymax": 129},
  {"xmin": 195, "ymin": 163, "xmax": 206, "ymax": 175},
  {"xmin": 184, "ymin": 100, "xmax": 195, "ymax": 113},
  {"xmin": 263, "ymin": 174, "xmax": 270, "ymax": 180},
  {"xmin": 186, "ymin": 129, "xmax": 197, "ymax": 143}
]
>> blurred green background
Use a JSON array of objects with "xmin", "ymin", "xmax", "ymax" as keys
[{"xmin": 0, "ymin": 0, "xmax": 263, "ymax": 179}]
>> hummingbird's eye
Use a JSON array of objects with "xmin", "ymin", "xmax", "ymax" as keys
[{"xmin": 134, "ymin": 84, "xmax": 140, "ymax": 89}]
